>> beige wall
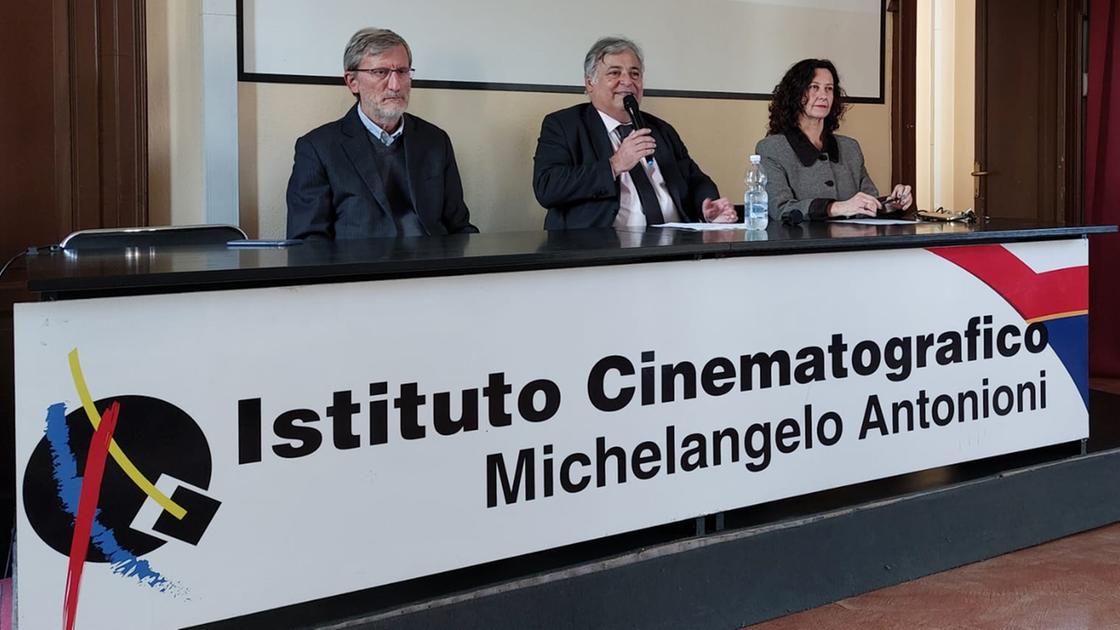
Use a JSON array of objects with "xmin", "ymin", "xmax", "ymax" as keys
[
  {"xmin": 152, "ymin": 3, "xmax": 894, "ymax": 237},
  {"xmin": 916, "ymin": 0, "xmax": 975, "ymax": 214},
  {"xmin": 147, "ymin": 0, "xmax": 205, "ymax": 226},
  {"xmin": 239, "ymin": 86, "xmax": 892, "ymax": 237}
]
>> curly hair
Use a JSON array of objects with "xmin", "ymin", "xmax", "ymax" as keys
[{"xmin": 766, "ymin": 59, "xmax": 847, "ymax": 136}]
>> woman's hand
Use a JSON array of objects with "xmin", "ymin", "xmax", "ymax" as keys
[
  {"xmin": 889, "ymin": 184, "xmax": 913, "ymax": 210},
  {"xmin": 828, "ymin": 192, "xmax": 880, "ymax": 218}
]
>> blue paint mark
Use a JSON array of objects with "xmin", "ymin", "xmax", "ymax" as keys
[
  {"xmin": 1041, "ymin": 315, "xmax": 1089, "ymax": 409},
  {"xmin": 44, "ymin": 402, "xmax": 180, "ymax": 593}
]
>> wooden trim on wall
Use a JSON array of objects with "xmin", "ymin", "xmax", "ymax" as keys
[
  {"xmin": 1038, "ymin": 0, "xmax": 1062, "ymax": 225},
  {"xmin": 889, "ymin": 0, "xmax": 917, "ymax": 207},
  {"xmin": 975, "ymin": 0, "xmax": 989, "ymax": 219},
  {"xmin": 65, "ymin": 0, "xmax": 149, "ymax": 232},
  {"xmin": 50, "ymin": 0, "xmax": 74, "ymax": 241},
  {"xmin": 1061, "ymin": 0, "xmax": 1087, "ymax": 225},
  {"xmin": 52, "ymin": 0, "xmax": 149, "ymax": 237}
]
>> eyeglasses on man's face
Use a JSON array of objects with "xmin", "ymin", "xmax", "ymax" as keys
[{"xmin": 350, "ymin": 67, "xmax": 415, "ymax": 81}]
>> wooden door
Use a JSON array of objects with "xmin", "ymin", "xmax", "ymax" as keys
[{"xmin": 975, "ymin": 0, "xmax": 1084, "ymax": 223}]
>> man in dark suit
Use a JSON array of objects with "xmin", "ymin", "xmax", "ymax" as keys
[
  {"xmin": 532, "ymin": 37, "xmax": 736, "ymax": 230},
  {"xmin": 286, "ymin": 28, "xmax": 478, "ymax": 239}
]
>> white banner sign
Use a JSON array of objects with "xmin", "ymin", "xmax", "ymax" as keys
[{"xmin": 15, "ymin": 240, "xmax": 1089, "ymax": 628}]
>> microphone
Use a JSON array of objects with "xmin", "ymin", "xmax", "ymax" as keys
[
  {"xmin": 782, "ymin": 209, "xmax": 804, "ymax": 226},
  {"xmin": 622, "ymin": 94, "xmax": 654, "ymax": 166}
]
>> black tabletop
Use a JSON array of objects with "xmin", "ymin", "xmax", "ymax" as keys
[{"xmin": 23, "ymin": 220, "xmax": 1117, "ymax": 299}]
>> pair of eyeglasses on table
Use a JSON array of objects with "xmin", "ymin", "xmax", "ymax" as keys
[
  {"xmin": 829, "ymin": 197, "xmax": 904, "ymax": 220},
  {"xmin": 916, "ymin": 207, "xmax": 977, "ymax": 223}
]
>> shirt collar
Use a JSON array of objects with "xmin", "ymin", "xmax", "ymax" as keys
[
  {"xmin": 785, "ymin": 128, "xmax": 839, "ymax": 166},
  {"xmin": 357, "ymin": 106, "xmax": 405, "ymax": 145},
  {"xmin": 596, "ymin": 109, "xmax": 628, "ymax": 136}
]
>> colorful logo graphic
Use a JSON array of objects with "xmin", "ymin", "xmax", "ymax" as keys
[
  {"xmin": 22, "ymin": 350, "xmax": 221, "ymax": 630},
  {"xmin": 930, "ymin": 244, "xmax": 1090, "ymax": 405}
]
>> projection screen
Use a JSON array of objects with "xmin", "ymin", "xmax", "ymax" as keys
[{"xmin": 239, "ymin": 0, "xmax": 884, "ymax": 101}]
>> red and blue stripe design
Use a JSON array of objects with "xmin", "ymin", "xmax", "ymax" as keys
[{"xmin": 930, "ymin": 244, "xmax": 1089, "ymax": 407}]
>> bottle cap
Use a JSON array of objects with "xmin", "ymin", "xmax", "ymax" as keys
[{"xmin": 749, "ymin": 154, "xmax": 761, "ymax": 164}]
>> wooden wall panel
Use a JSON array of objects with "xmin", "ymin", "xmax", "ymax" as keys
[
  {"xmin": 889, "ymin": 0, "xmax": 918, "ymax": 209},
  {"xmin": 0, "ymin": 0, "xmax": 148, "ymax": 569}
]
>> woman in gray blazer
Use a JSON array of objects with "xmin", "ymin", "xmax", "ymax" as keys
[{"xmin": 755, "ymin": 59, "xmax": 913, "ymax": 224}]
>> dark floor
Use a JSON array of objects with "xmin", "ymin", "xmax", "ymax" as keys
[{"xmin": 748, "ymin": 521, "xmax": 1120, "ymax": 630}]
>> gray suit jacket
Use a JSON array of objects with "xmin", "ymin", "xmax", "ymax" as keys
[{"xmin": 755, "ymin": 131, "xmax": 879, "ymax": 223}]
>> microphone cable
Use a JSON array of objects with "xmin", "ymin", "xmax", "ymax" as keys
[
  {"xmin": 0, "ymin": 245, "xmax": 61, "ymax": 283},
  {"xmin": 0, "ymin": 250, "xmax": 28, "ymax": 283}
]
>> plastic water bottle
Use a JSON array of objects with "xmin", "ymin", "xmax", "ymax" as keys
[{"xmin": 744, "ymin": 154, "xmax": 768, "ymax": 231}]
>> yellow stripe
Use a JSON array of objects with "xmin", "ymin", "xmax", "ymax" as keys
[
  {"xmin": 68, "ymin": 349, "xmax": 187, "ymax": 520},
  {"xmin": 1026, "ymin": 310, "xmax": 1088, "ymax": 324}
]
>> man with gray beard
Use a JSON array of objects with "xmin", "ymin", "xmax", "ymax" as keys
[{"xmin": 287, "ymin": 28, "xmax": 477, "ymax": 239}]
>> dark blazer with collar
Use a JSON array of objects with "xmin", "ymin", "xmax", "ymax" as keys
[
  {"xmin": 286, "ymin": 105, "xmax": 478, "ymax": 239},
  {"xmin": 532, "ymin": 103, "xmax": 720, "ymax": 230},
  {"xmin": 754, "ymin": 130, "xmax": 879, "ymax": 223}
]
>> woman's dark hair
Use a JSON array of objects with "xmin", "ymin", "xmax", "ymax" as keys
[{"xmin": 766, "ymin": 59, "xmax": 847, "ymax": 136}]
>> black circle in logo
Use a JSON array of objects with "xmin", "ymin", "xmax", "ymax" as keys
[{"xmin": 22, "ymin": 395, "xmax": 213, "ymax": 560}]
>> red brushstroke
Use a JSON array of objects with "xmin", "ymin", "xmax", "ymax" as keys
[
  {"xmin": 2, "ymin": 577, "xmax": 13, "ymax": 630},
  {"xmin": 928, "ymin": 245, "xmax": 1088, "ymax": 320},
  {"xmin": 62, "ymin": 401, "xmax": 120, "ymax": 630}
]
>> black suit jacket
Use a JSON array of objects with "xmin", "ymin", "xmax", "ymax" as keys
[
  {"xmin": 532, "ymin": 103, "xmax": 720, "ymax": 230},
  {"xmin": 286, "ymin": 105, "xmax": 478, "ymax": 239}
]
